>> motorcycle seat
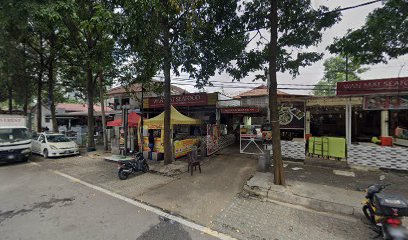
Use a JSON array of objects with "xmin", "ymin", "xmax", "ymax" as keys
[{"xmin": 374, "ymin": 193, "xmax": 408, "ymax": 216}]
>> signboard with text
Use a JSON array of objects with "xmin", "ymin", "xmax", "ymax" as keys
[
  {"xmin": 363, "ymin": 95, "xmax": 408, "ymax": 110},
  {"xmin": 148, "ymin": 93, "xmax": 208, "ymax": 108},
  {"xmin": 220, "ymin": 107, "xmax": 260, "ymax": 114},
  {"xmin": 337, "ymin": 77, "xmax": 408, "ymax": 96},
  {"xmin": 0, "ymin": 115, "xmax": 26, "ymax": 127}
]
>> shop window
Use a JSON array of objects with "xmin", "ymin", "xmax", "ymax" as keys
[{"xmin": 121, "ymin": 98, "xmax": 130, "ymax": 106}]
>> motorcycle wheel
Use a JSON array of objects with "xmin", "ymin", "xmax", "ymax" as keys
[
  {"xmin": 142, "ymin": 163, "xmax": 149, "ymax": 173},
  {"xmin": 363, "ymin": 205, "xmax": 376, "ymax": 224},
  {"xmin": 118, "ymin": 168, "xmax": 129, "ymax": 180}
]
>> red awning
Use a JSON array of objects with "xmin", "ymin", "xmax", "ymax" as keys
[{"xmin": 107, "ymin": 112, "xmax": 142, "ymax": 127}]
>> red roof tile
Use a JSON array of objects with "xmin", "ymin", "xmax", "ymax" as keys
[{"xmin": 235, "ymin": 85, "xmax": 288, "ymax": 98}]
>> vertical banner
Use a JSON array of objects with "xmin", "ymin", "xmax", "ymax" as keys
[{"xmin": 206, "ymin": 124, "xmax": 220, "ymax": 156}]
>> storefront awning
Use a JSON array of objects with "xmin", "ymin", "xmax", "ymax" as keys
[
  {"xmin": 144, "ymin": 106, "xmax": 201, "ymax": 127},
  {"xmin": 107, "ymin": 112, "xmax": 141, "ymax": 127}
]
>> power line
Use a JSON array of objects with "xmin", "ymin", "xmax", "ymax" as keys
[{"xmin": 239, "ymin": 0, "xmax": 382, "ymax": 34}]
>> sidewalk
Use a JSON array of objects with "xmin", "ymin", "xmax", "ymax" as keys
[
  {"xmin": 244, "ymin": 172, "xmax": 361, "ymax": 216},
  {"xmin": 243, "ymin": 162, "xmax": 408, "ymax": 216}
]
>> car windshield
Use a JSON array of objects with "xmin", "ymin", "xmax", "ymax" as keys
[
  {"xmin": 0, "ymin": 128, "xmax": 29, "ymax": 143},
  {"xmin": 46, "ymin": 135, "xmax": 71, "ymax": 143}
]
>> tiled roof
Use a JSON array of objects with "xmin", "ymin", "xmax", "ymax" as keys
[
  {"xmin": 56, "ymin": 103, "xmax": 112, "ymax": 113},
  {"xmin": 235, "ymin": 85, "xmax": 288, "ymax": 98}
]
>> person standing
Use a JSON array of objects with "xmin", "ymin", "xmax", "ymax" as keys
[{"xmin": 148, "ymin": 130, "xmax": 155, "ymax": 160}]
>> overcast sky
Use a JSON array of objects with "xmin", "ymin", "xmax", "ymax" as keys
[{"xmin": 172, "ymin": 0, "xmax": 408, "ymax": 96}]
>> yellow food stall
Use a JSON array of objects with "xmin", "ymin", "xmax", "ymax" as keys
[{"xmin": 143, "ymin": 106, "xmax": 201, "ymax": 159}]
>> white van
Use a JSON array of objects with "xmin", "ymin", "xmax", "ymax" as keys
[{"xmin": 0, "ymin": 115, "xmax": 31, "ymax": 162}]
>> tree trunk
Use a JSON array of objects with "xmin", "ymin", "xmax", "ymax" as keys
[
  {"xmin": 37, "ymin": 37, "xmax": 44, "ymax": 132},
  {"xmin": 48, "ymin": 62, "xmax": 57, "ymax": 132},
  {"xmin": 37, "ymin": 70, "xmax": 43, "ymax": 132},
  {"xmin": 86, "ymin": 61, "xmax": 95, "ymax": 149},
  {"xmin": 48, "ymin": 33, "xmax": 58, "ymax": 132},
  {"xmin": 8, "ymin": 81, "xmax": 12, "ymax": 114},
  {"xmin": 98, "ymin": 70, "xmax": 108, "ymax": 152},
  {"xmin": 269, "ymin": 0, "xmax": 285, "ymax": 185},
  {"xmin": 163, "ymin": 16, "xmax": 173, "ymax": 165},
  {"xmin": 23, "ymin": 94, "xmax": 28, "ymax": 116}
]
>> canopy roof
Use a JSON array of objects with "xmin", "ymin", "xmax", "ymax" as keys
[
  {"xmin": 144, "ymin": 106, "xmax": 200, "ymax": 127},
  {"xmin": 107, "ymin": 112, "xmax": 141, "ymax": 127}
]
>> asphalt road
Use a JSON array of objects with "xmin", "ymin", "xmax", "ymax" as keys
[{"xmin": 0, "ymin": 162, "xmax": 220, "ymax": 240}]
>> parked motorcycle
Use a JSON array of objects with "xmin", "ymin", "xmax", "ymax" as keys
[
  {"xmin": 362, "ymin": 184, "xmax": 408, "ymax": 240},
  {"xmin": 117, "ymin": 152, "xmax": 149, "ymax": 180}
]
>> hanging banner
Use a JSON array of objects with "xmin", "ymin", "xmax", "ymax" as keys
[
  {"xmin": 206, "ymin": 124, "xmax": 220, "ymax": 156},
  {"xmin": 279, "ymin": 102, "xmax": 305, "ymax": 129},
  {"xmin": 148, "ymin": 93, "xmax": 208, "ymax": 108},
  {"xmin": 337, "ymin": 77, "xmax": 408, "ymax": 96},
  {"xmin": 363, "ymin": 95, "xmax": 408, "ymax": 110}
]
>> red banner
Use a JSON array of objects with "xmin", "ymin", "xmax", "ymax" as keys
[
  {"xmin": 148, "ymin": 93, "xmax": 208, "ymax": 108},
  {"xmin": 337, "ymin": 77, "xmax": 408, "ymax": 96},
  {"xmin": 220, "ymin": 107, "xmax": 260, "ymax": 114}
]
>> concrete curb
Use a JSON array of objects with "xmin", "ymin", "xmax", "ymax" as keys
[{"xmin": 243, "ymin": 185, "xmax": 359, "ymax": 217}]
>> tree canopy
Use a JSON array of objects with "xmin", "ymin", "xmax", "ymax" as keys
[
  {"xmin": 313, "ymin": 56, "xmax": 368, "ymax": 96},
  {"xmin": 329, "ymin": 0, "xmax": 408, "ymax": 64},
  {"xmin": 227, "ymin": 0, "xmax": 342, "ymax": 80}
]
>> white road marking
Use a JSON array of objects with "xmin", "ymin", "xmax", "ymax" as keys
[{"xmin": 52, "ymin": 169, "xmax": 236, "ymax": 240}]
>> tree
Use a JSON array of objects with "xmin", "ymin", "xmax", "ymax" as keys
[
  {"xmin": 313, "ymin": 56, "xmax": 368, "ymax": 96},
  {"xmin": 55, "ymin": 0, "xmax": 116, "ymax": 149},
  {"xmin": 0, "ymin": 0, "xmax": 35, "ymax": 115},
  {"xmin": 227, "ymin": 1, "xmax": 341, "ymax": 185},
  {"xmin": 329, "ymin": 0, "xmax": 407, "ymax": 64},
  {"xmin": 119, "ymin": 0, "xmax": 247, "ymax": 164}
]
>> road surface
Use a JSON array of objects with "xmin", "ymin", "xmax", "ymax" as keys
[{"xmin": 0, "ymin": 162, "xmax": 221, "ymax": 240}]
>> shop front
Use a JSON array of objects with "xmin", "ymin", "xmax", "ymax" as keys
[
  {"xmin": 143, "ymin": 92, "xmax": 220, "ymax": 126},
  {"xmin": 336, "ymin": 77, "xmax": 408, "ymax": 146},
  {"xmin": 142, "ymin": 106, "xmax": 201, "ymax": 160},
  {"xmin": 219, "ymin": 99, "xmax": 307, "ymax": 141}
]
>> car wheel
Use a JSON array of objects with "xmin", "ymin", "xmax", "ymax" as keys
[{"xmin": 43, "ymin": 149, "xmax": 49, "ymax": 159}]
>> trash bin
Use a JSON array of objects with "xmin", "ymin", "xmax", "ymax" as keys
[{"xmin": 258, "ymin": 151, "xmax": 270, "ymax": 172}]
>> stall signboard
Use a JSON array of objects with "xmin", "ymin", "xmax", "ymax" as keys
[
  {"xmin": 220, "ymin": 107, "xmax": 260, "ymax": 114},
  {"xmin": 148, "ymin": 93, "xmax": 208, "ymax": 108},
  {"xmin": 363, "ymin": 95, "xmax": 408, "ymax": 110},
  {"xmin": 207, "ymin": 124, "xmax": 220, "ymax": 156},
  {"xmin": 279, "ymin": 102, "xmax": 305, "ymax": 129},
  {"xmin": 174, "ymin": 138, "xmax": 199, "ymax": 158},
  {"xmin": 337, "ymin": 77, "xmax": 408, "ymax": 96},
  {"xmin": 142, "ymin": 137, "xmax": 164, "ymax": 152}
]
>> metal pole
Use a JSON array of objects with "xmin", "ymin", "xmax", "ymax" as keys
[
  {"xmin": 140, "ymin": 83, "xmax": 144, "ymax": 152},
  {"xmin": 123, "ymin": 106, "xmax": 128, "ymax": 156}
]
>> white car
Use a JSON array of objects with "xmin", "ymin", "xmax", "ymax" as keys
[{"xmin": 32, "ymin": 133, "xmax": 79, "ymax": 158}]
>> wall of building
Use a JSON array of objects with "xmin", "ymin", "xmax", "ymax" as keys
[{"xmin": 31, "ymin": 105, "xmax": 52, "ymax": 131}]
